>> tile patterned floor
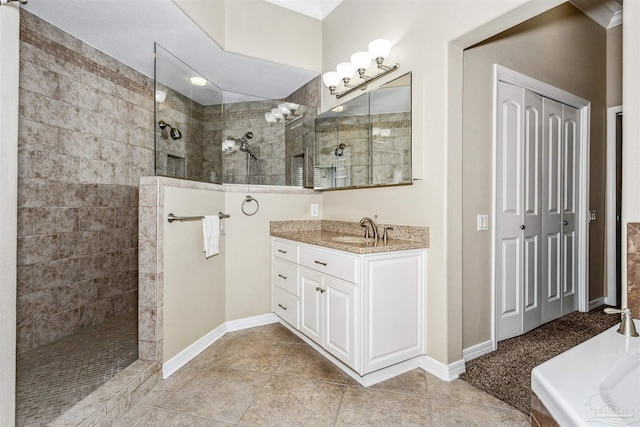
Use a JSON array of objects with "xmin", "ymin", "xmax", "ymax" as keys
[
  {"xmin": 116, "ymin": 323, "xmax": 529, "ymax": 426},
  {"xmin": 16, "ymin": 315, "xmax": 138, "ymax": 427}
]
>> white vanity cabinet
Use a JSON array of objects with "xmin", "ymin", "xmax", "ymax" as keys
[
  {"xmin": 271, "ymin": 240, "xmax": 300, "ymax": 328},
  {"xmin": 298, "ymin": 245, "xmax": 359, "ymax": 369},
  {"xmin": 272, "ymin": 237, "xmax": 426, "ymax": 378}
]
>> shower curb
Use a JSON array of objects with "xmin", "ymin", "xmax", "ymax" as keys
[{"xmin": 47, "ymin": 360, "xmax": 161, "ymax": 427}]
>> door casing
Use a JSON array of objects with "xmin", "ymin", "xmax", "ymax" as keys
[{"xmin": 491, "ymin": 65, "xmax": 590, "ymax": 348}]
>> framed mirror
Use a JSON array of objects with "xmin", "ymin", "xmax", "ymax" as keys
[{"xmin": 314, "ymin": 72, "xmax": 412, "ymax": 190}]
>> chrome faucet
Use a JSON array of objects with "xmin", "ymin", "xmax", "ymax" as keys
[
  {"xmin": 604, "ymin": 307, "xmax": 639, "ymax": 337},
  {"xmin": 359, "ymin": 217, "xmax": 378, "ymax": 241}
]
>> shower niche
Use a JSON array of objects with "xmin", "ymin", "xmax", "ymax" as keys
[{"xmin": 154, "ymin": 44, "xmax": 317, "ymax": 187}]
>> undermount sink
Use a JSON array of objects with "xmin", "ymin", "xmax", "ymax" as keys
[{"xmin": 331, "ymin": 236, "xmax": 376, "ymax": 244}]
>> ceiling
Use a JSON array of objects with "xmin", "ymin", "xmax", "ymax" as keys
[
  {"xmin": 20, "ymin": 0, "xmax": 621, "ymax": 105},
  {"xmin": 21, "ymin": 0, "xmax": 320, "ymax": 102}
]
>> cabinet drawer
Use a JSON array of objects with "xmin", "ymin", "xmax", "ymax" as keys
[
  {"xmin": 272, "ymin": 258, "xmax": 299, "ymax": 296},
  {"xmin": 272, "ymin": 286, "xmax": 299, "ymax": 329},
  {"xmin": 299, "ymin": 245, "xmax": 359, "ymax": 283},
  {"xmin": 272, "ymin": 239, "xmax": 298, "ymax": 263}
]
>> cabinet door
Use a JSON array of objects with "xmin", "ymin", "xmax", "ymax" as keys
[
  {"xmin": 300, "ymin": 268, "xmax": 323, "ymax": 344},
  {"xmin": 363, "ymin": 252, "xmax": 424, "ymax": 373},
  {"xmin": 323, "ymin": 276, "xmax": 358, "ymax": 370}
]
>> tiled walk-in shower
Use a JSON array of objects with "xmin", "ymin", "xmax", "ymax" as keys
[{"xmin": 16, "ymin": 315, "xmax": 137, "ymax": 426}]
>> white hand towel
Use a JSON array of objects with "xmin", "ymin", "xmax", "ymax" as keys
[{"xmin": 202, "ymin": 215, "xmax": 220, "ymax": 258}]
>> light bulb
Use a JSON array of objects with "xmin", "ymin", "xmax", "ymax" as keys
[
  {"xmin": 336, "ymin": 62, "xmax": 355, "ymax": 82},
  {"xmin": 189, "ymin": 76, "xmax": 207, "ymax": 86},
  {"xmin": 155, "ymin": 90, "xmax": 167, "ymax": 103},
  {"xmin": 278, "ymin": 103, "xmax": 291, "ymax": 117},
  {"xmin": 350, "ymin": 51, "xmax": 371, "ymax": 74},
  {"xmin": 322, "ymin": 71, "xmax": 340, "ymax": 89},
  {"xmin": 368, "ymin": 39, "xmax": 392, "ymax": 62},
  {"xmin": 285, "ymin": 102, "xmax": 300, "ymax": 114},
  {"xmin": 271, "ymin": 108, "xmax": 284, "ymax": 122},
  {"xmin": 265, "ymin": 112, "xmax": 276, "ymax": 124}
]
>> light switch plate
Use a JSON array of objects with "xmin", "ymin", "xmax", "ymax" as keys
[
  {"xmin": 477, "ymin": 214, "xmax": 489, "ymax": 231},
  {"xmin": 311, "ymin": 204, "xmax": 319, "ymax": 217}
]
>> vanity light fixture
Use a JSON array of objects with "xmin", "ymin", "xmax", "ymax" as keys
[
  {"xmin": 264, "ymin": 102, "xmax": 303, "ymax": 126},
  {"xmin": 322, "ymin": 38, "xmax": 399, "ymax": 99},
  {"xmin": 189, "ymin": 76, "xmax": 207, "ymax": 87}
]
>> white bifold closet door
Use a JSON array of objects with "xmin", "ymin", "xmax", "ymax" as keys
[{"xmin": 496, "ymin": 81, "xmax": 580, "ymax": 341}]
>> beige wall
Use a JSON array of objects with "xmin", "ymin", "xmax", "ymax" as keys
[
  {"xmin": 622, "ymin": 1, "xmax": 640, "ymax": 308},
  {"xmin": 163, "ymin": 187, "xmax": 226, "ymax": 362},
  {"xmin": 173, "ymin": 0, "xmax": 322, "ymax": 73},
  {"xmin": 224, "ymin": 189, "xmax": 322, "ymax": 320},
  {"xmin": 606, "ymin": 25, "xmax": 623, "ymax": 108},
  {"xmin": 160, "ymin": 184, "xmax": 321, "ymax": 361},
  {"xmin": 461, "ymin": 3, "xmax": 608, "ymax": 348},
  {"xmin": 0, "ymin": 4, "xmax": 19, "ymax": 424},
  {"xmin": 320, "ymin": 0, "xmax": 565, "ymax": 364}
]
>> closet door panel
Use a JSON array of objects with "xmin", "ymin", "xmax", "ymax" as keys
[
  {"xmin": 496, "ymin": 82, "xmax": 525, "ymax": 341},
  {"xmin": 542, "ymin": 98, "xmax": 563, "ymax": 323},
  {"xmin": 522, "ymin": 90, "xmax": 542, "ymax": 333},
  {"xmin": 561, "ymin": 105, "xmax": 580, "ymax": 314}
]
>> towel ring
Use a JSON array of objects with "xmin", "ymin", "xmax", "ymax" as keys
[{"xmin": 242, "ymin": 195, "xmax": 259, "ymax": 216}]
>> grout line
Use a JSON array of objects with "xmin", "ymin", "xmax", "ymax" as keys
[{"xmin": 331, "ymin": 383, "xmax": 348, "ymax": 426}]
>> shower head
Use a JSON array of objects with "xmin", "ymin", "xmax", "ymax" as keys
[
  {"xmin": 223, "ymin": 131, "xmax": 256, "ymax": 158},
  {"xmin": 239, "ymin": 140, "xmax": 258, "ymax": 160},
  {"xmin": 158, "ymin": 121, "xmax": 182, "ymax": 140}
]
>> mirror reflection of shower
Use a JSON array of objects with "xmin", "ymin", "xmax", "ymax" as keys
[{"xmin": 223, "ymin": 131, "xmax": 262, "ymax": 185}]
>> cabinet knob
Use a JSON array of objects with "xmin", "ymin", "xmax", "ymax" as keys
[
  {"xmin": 316, "ymin": 286, "xmax": 321, "ymax": 292},
  {"xmin": 278, "ymin": 274, "xmax": 287, "ymax": 280},
  {"xmin": 277, "ymin": 249, "xmax": 287, "ymax": 254},
  {"xmin": 520, "ymin": 225, "xmax": 525, "ymax": 230},
  {"xmin": 320, "ymin": 288, "xmax": 326, "ymax": 293},
  {"xmin": 314, "ymin": 260, "xmax": 327, "ymax": 267},
  {"xmin": 277, "ymin": 303, "xmax": 287, "ymax": 310},
  {"xmin": 563, "ymin": 220, "xmax": 568, "ymax": 226}
]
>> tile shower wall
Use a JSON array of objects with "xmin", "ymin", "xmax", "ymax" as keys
[
  {"xmin": 627, "ymin": 223, "xmax": 640, "ymax": 317},
  {"xmin": 16, "ymin": 11, "xmax": 154, "ymax": 353},
  {"xmin": 155, "ymin": 84, "xmax": 208, "ymax": 182},
  {"xmin": 315, "ymin": 112, "xmax": 411, "ymax": 187}
]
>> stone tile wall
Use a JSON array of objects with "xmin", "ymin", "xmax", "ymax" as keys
[
  {"xmin": 315, "ymin": 112, "xmax": 411, "ymax": 188},
  {"xmin": 627, "ymin": 223, "xmax": 640, "ymax": 317},
  {"xmin": 16, "ymin": 11, "xmax": 154, "ymax": 353},
  {"xmin": 155, "ymin": 84, "xmax": 205, "ymax": 181}
]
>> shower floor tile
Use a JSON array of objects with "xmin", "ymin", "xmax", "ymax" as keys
[{"xmin": 16, "ymin": 315, "xmax": 137, "ymax": 427}]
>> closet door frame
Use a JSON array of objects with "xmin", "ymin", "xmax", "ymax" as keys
[{"xmin": 491, "ymin": 65, "xmax": 590, "ymax": 348}]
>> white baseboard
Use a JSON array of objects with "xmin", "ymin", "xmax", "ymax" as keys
[
  {"xmin": 419, "ymin": 355, "xmax": 466, "ymax": 381},
  {"xmin": 226, "ymin": 313, "xmax": 278, "ymax": 332},
  {"xmin": 162, "ymin": 313, "xmax": 279, "ymax": 379},
  {"xmin": 463, "ymin": 340, "xmax": 495, "ymax": 362},
  {"xmin": 589, "ymin": 297, "xmax": 606, "ymax": 311},
  {"xmin": 162, "ymin": 322, "xmax": 226, "ymax": 379}
]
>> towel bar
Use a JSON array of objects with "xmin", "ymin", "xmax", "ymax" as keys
[{"xmin": 167, "ymin": 212, "xmax": 230, "ymax": 223}]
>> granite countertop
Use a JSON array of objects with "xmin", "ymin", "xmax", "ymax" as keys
[{"xmin": 270, "ymin": 220, "xmax": 429, "ymax": 255}]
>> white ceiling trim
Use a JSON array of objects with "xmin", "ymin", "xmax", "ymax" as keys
[
  {"xmin": 570, "ymin": 0, "xmax": 623, "ymax": 29},
  {"xmin": 263, "ymin": 0, "xmax": 342, "ymax": 20}
]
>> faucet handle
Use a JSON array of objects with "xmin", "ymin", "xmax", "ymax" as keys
[
  {"xmin": 604, "ymin": 307, "xmax": 639, "ymax": 337},
  {"xmin": 382, "ymin": 226, "xmax": 394, "ymax": 244},
  {"xmin": 361, "ymin": 222, "xmax": 370, "ymax": 238}
]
